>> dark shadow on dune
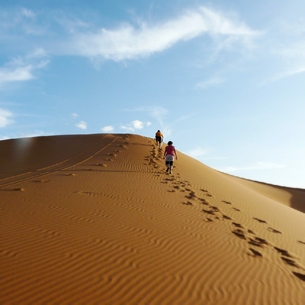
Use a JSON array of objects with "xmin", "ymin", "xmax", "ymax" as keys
[
  {"xmin": 282, "ymin": 187, "xmax": 305, "ymax": 214},
  {"xmin": 220, "ymin": 171, "xmax": 305, "ymax": 214},
  {"xmin": 248, "ymin": 181, "xmax": 305, "ymax": 214}
]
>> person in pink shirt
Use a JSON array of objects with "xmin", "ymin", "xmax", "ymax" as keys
[{"xmin": 164, "ymin": 141, "xmax": 178, "ymax": 174}]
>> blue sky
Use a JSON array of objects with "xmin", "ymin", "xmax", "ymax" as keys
[{"xmin": 1, "ymin": 0, "xmax": 305, "ymax": 188}]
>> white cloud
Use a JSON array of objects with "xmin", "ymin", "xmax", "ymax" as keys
[
  {"xmin": 76, "ymin": 121, "xmax": 87, "ymax": 130},
  {"xmin": 223, "ymin": 162, "xmax": 285, "ymax": 172},
  {"xmin": 0, "ymin": 108, "xmax": 13, "ymax": 128},
  {"xmin": 0, "ymin": 49, "xmax": 49, "ymax": 86},
  {"xmin": 131, "ymin": 120, "xmax": 144, "ymax": 129},
  {"xmin": 102, "ymin": 125, "xmax": 114, "ymax": 132},
  {"xmin": 128, "ymin": 106, "xmax": 168, "ymax": 128},
  {"xmin": 120, "ymin": 119, "xmax": 150, "ymax": 132},
  {"xmin": 120, "ymin": 125, "xmax": 132, "ymax": 132},
  {"xmin": 71, "ymin": 113, "xmax": 78, "ymax": 118},
  {"xmin": 71, "ymin": 7, "xmax": 259, "ymax": 61},
  {"xmin": 0, "ymin": 65, "xmax": 34, "ymax": 83}
]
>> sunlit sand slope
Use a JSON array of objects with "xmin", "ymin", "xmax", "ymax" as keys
[{"xmin": 1, "ymin": 134, "xmax": 305, "ymax": 305}]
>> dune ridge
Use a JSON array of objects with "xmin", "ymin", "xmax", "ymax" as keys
[{"xmin": 1, "ymin": 134, "xmax": 305, "ymax": 304}]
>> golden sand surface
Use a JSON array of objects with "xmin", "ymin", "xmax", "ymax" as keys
[{"xmin": 1, "ymin": 134, "xmax": 305, "ymax": 304}]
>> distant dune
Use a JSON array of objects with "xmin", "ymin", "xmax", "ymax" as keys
[{"xmin": 1, "ymin": 134, "xmax": 305, "ymax": 304}]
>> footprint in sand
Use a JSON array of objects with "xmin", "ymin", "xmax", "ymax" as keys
[
  {"xmin": 273, "ymin": 246, "xmax": 294, "ymax": 258},
  {"xmin": 202, "ymin": 207, "xmax": 223, "ymax": 222},
  {"xmin": 202, "ymin": 208, "xmax": 216, "ymax": 215},
  {"xmin": 65, "ymin": 173, "xmax": 76, "ymax": 176},
  {"xmin": 248, "ymin": 236, "xmax": 269, "ymax": 248},
  {"xmin": 292, "ymin": 272, "xmax": 305, "ymax": 281},
  {"xmin": 281, "ymin": 257, "xmax": 304, "ymax": 269},
  {"xmin": 222, "ymin": 200, "xmax": 232, "ymax": 205},
  {"xmin": 271, "ymin": 246, "xmax": 305, "ymax": 282},
  {"xmin": 253, "ymin": 217, "xmax": 268, "ymax": 224},
  {"xmin": 232, "ymin": 222, "xmax": 244, "ymax": 228},
  {"xmin": 268, "ymin": 227, "xmax": 282, "ymax": 234},
  {"xmin": 185, "ymin": 192, "xmax": 196, "ymax": 200},
  {"xmin": 231, "ymin": 223, "xmax": 269, "ymax": 253},
  {"xmin": 32, "ymin": 179, "xmax": 50, "ymax": 183},
  {"xmin": 198, "ymin": 198, "xmax": 209, "ymax": 205},
  {"xmin": 182, "ymin": 201, "xmax": 193, "ymax": 206},
  {"xmin": 1, "ymin": 187, "xmax": 25, "ymax": 192},
  {"xmin": 248, "ymin": 248, "xmax": 263, "ymax": 257},
  {"xmin": 232, "ymin": 228, "xmax": 247, "ymax": 240},
  {"xmin": 108, "ymin": 153, "xmax": 117, "ymax": 157},
  {"xmin": 118, "ymin": 144, "xmax": 128, "ymax": 149},
  {"xmin": 199, "ymin": 189, "xmax": 212, "ymax": 197},
  {"xmin": 106, "ymin": 158, "xmax": 114, "ymax": 162},
  {"xmin": 205, "ymin": 217, "xmax": 214, "ymax": 222}
]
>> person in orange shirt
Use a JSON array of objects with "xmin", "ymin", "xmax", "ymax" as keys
[{"xmin": 155, "ymin": 130, "xmax": 163, "ymax": 148}]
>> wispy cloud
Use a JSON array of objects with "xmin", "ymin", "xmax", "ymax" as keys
[
  {"xmin": 1, "ymin": 6, "xmax": 259, "ymax": 65},
  {"xmin": 0, "ymin": 49, "xmax": 49, "ymax": 87},
  {"xmin": 260, "ymin": 27, "xmax": 305, "ymax": 84},
  {"xmin": 0, "ymin": 108, "xmax": 13, "ymax": 128},
  {"xmin": 0, "ymin": 65, "xmax": 34, "ymax": 83},
  {"xmin": 223, "ymin": 162, "xmax": 285, "ymax": 172},
  {"xmin": 70, "ymin": 7, "xmax": 259, "ymax": 61},
  {"xmin": 76, "ymin": 121, "xmax": 87, "ymax": 130},
  {"xmin": 265, "ymin": 66, "xmax": 305, "ymax": 84},
  {"xmin": 196, "ymin": 76, "xmax": 225, "ymax": 89},
  {"xmin": 21, "ymin": 8, "xmax": 36, "ymax": 19}
]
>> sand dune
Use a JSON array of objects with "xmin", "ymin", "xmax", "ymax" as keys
[{"xmin": 1, "ymin": 134, "xmax": 305, "ymax": 304}]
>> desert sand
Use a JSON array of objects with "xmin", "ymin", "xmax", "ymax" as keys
[{"xmin": 1, "ymin": 133, "xmax": 305, "ymax": 304}]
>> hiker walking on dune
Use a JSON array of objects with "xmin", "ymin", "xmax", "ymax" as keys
[
  {"xmin": 155, "ymin": 130, "xmax": 163, "ymax": 148},
  {"xmin": 164, "ymin": 141, "xmax": 178, "ymax": 174}
]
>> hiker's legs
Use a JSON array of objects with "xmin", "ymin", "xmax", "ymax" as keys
[
  {"xmin": 165, "ymin": 161, "xmax": 170, "ymax": 172},
  {"xmin": 165, "ymin": 156, "xmax": 174, "ymax": 173},
  {"xmin": 165, "ymin": 160, "xmax": 173, "ymax": 173}
]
